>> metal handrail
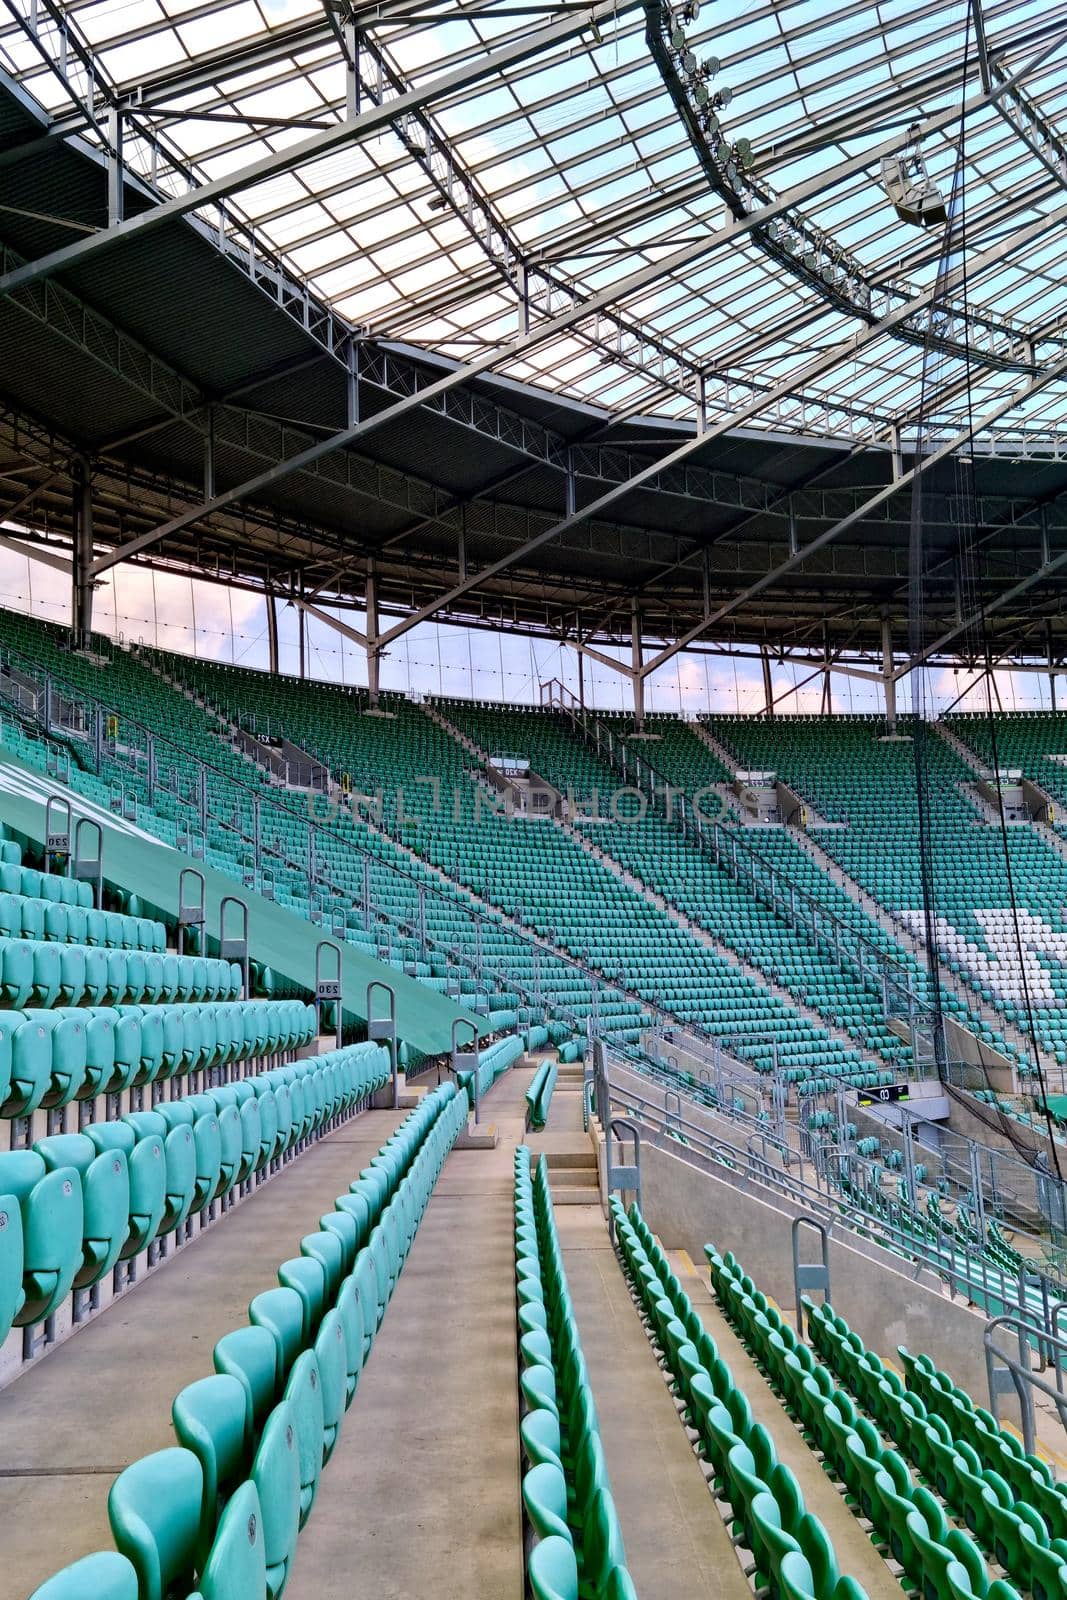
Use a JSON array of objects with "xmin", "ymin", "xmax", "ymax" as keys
[
  {"xmin": 604, "ymin": 1066, "xmax": 1067, "ymax": 1342},
  {"xmin": 983, "ymin": 1313, "xmax": 1067, "ymax": 1455}
]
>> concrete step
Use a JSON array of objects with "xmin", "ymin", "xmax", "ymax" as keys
[
  {"xmin": 544, "ymin": 1149, "xmax": 597, "ymax": 1170},
  {"xmin": 552, "ymin": 1182, "xmax": 601, "ymax": 1204}
]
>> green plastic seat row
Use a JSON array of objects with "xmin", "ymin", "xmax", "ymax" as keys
[
  {"xmin": 0, "ymin": 935, "xmax": 242, "ymax": 1010},
  {"xmin": 516, "ymin": 1148, "xmax": 636, "ymax": 1600},
  {"xmin": 704, "ymin": 1244, "xmax": 1027, "ymax": 1600},
  {"xmin": 0, "ymin": 888, "xmax": 165, "ymax": 952},
  {"xmin": 610, "ymin": 1199, "xmax": 867, "ymax": 1600},
  {"xmin": 0, "ymin": 999, "xmax": 316, "ymax": 1118},
  {"xmin": 894, "ymin": 1342, "xmax": 1067, "ymax": 1551},
  {"xmin": 29, "ymin": 1077, "xmax": 471, "ymax": 1600},
  {"xmin": 525, "ymin": 1059, "xmax": 557, "ymax": 1131},
  {"xmin": 0, "ymin": 1041, "xmax": 391, "ymax": 1350},
  {"xmin": 805, "ymin": 1303, "xmax": 1067, "ymax": 1600}
]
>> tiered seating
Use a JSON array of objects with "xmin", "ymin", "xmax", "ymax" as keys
[
  {"xmin": 706, "ymin": 1244, "xmax": 1026, "ymax": 1600},
  {"xmin": 434, "ymin": 699, "xmax": 900, "ymax": 1091},
  {"xmin": 0, "ymin": 1040, "xmax": 388, "ymax": 1352},
  {"xmin": 463, "ymin": 1030, "xmax": 525, "ymax": 1104},
  {"xmin": 610, "ymin": 1199, "xmax": 870, "ymax": 1600},
  {"xmin": 708, "ymin": 713, "xmax": 1067, "ymax": 1068},
  {"xmin": 896, "ymin": 1345, "xmax": 1067, "ymax": 1542},
  {"xmin": 947, "ymin": 711, "xmax": 1067, "ymax": 817},
  {"xmin": 514, "ymin": 1146, "xmax": 637, "ymax": 1600},
  {"xmin": 30, "ymin": 1078, "xmax": 470, "ymax": 1599},
  {"xmin": 807, "ymin": 1303, "xmax": 1067, "ymax": 1600},
  {"xmin": 526, "ymin": 1058, "xmax": 558, "ymax": 1130}
]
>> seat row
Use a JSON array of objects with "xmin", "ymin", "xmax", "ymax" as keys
[
  {"xmin": 515, "ymin": 1147, "xmax": 636, "ymax": 1600},
  {"xmin": 2, "ymin": 999, "xmax": 315, "ymax": 1123},
  {"xmin": 525, "ymin": 1058, "xmax": 558, "ymax": 1131},
  {"xmin": 706, "ymin": 1247, "xmax": 1025, "ymax": 1600},
  {"xmin": 807, "ymin": 1306, "xmax": 1067, "ymax": 1600},
  {"xmin": 0, "ymin": 1041, "xmax": 390, "ymax": 1353},
  {"xmin": 467, "ymin": 1031, "xmax": 525, "ymax": 1103},
  {"xmin": 30, "ymin": 1076, "xmax": 470, "ymax": 1599},
  {"xmin": 0, "ymin": 888, "xmax": 165, "ymax": 953},
  {"xmin": 611, "ymin": 1200, "xmax": 867, "ymax": 1600},
  {"xmin": 896, "ymin": 1346, "xmax": 1067, "ymax": 1532},
  {"xmin": 0, "ymin": 937, "xmax": 242, "ymax": 1011}
]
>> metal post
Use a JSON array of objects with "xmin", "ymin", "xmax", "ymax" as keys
[
  {"xmin": 219, "ymin": 895, "xmax": 250, "ymax": 999},
  {"xmin": 72, "ymin": 817, "xmax": 103, "ymax": 907},
  {"xmin": 72, "ymin": 458, "xmax": 94, "ymax": 651},
  {"xmin": 315, "ymin": 939, "xmax": 343, "ymax": 1049},
  {"xmin": 266, "ymin": 587, "xmax": 280, "ymax": 675},
  {"xmin": 881, "ymin": 613, "xmax": 897, "ymax": 730},
  {"xmin": 631, "ymin": 596, "xmax": 644, "ymax": 732},
  {"xmin": 366, "ymin": 556, "xmax": 380, "ymax": 711},
  {"xmin": 45, "ymin": 795, "xmax": 72, "ymax": 873},
  {"xmin": 791, "ymin": 1216, "xmax": 831, "ymax": 1331},
  {"xmin": 367, "ymin": 980, "xmax": 399, "ymax": 1107},
  {"xmin": 451, "ymin": 1018, "xmax": 481, "ymax": 1123},
  {"xmin": 362, "ymin": 855, "xmax": 371, "ymax": 931},
  {"xmin": 107, "ymin": 105, "xmax": 124, "ymax": 226},
  {"xmin": 606, "ymin": 1118, "xmax": 641, "ymax": 1241},
  {"xmin": 761, "ymin": 650, "xmax": 774, "ymax": 718}
]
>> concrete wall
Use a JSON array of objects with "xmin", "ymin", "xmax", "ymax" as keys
[{"xmin": 638, "ymin": 1138, "xmax": 996, "ymax": 1403}]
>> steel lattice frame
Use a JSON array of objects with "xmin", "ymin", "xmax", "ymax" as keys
[{"xmin": 1, "ymin": 0, "xmax": 1066, "ymax": 687}]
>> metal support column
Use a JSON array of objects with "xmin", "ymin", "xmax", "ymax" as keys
[
  {"xmin": 107, "ymin": 106, "xmax": 124, "ymax": 228},
  {"xmin": 72, "ymin": 456, "xmax": 94, "ymax": 651},
  {"xmin": 761, "ymin": 650, "xmax": 774, "ymax": 718},
  {"xmin": 298, "ymin": 579, "xmax": 306, "ymax": 680},
  {"xmin": 882, "ymin": 613, "xmax": 897, "ymax": 730},
  {"xmin": 266, "ymin": 588, "xmax": 279, "ymax": 676},
  {"xmin": 366, "ymin": 556, "xmax": 380, "ymax": 710},
  {"xmin": 631, "ymin": 596, "xmax": 645, "ymax": 732}
]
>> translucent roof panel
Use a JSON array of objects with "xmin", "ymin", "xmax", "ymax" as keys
[{"xmin": 2, "ymin": 0, "xmax": 1067, "ymax": 444}]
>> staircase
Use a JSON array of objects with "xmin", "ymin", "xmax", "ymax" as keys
[
  {"xmin": 789, "ymin": 823, "xmax": 1040, "ymax": 1071},
  {"xmin": 559, "ymin": 812, "xmax": 884, "ymax": 1071},
  {"xmin": 933, "ymin": 718, "xmax": 994, "ymax": 779},
  {"xmin": 690, "ymin": 719, "xmax": 739, "ymax": 772}
]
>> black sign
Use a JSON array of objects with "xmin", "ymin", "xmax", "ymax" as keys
[{"xmin": 856, "ymin": 1083, "xmax": 911, "ymax": 1106}]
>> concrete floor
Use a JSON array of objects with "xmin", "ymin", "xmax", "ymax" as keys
[
  {"xmin": 284, "ymin": 1065, "xmax": 540, "ymax": 1600},
  {"xmin": 0, "ymin": 1110, "xmax": 411, "ymax": 1600},
  {"xmin": 558, "ymin": 1207, "xmax": 752, "ymax": 1600},
  {"xmin": 671, "ymin": 1252, "xmax": 903, "ymax": 1600}
]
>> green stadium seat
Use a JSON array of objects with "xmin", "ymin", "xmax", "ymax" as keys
[{"xmin": 27, "ymin": 1552, "xmax": 141, "ymax": 1600}]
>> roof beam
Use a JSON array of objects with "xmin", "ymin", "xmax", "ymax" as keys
[
  {"xmin": 638, "ymin": 341, "xmax": 1067, "ymax": 681},
  {"xmin": 84, "ymin": 71, "xmax": 1065, "ymax": 587},
  {"xmin": 0, "ymin": 0, "xmax": 629, "ymax": 299}
]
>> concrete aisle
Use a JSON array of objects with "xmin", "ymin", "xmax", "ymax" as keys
[
  {"xmin": 672, "ymin": 1252, "xmax": 902, "ymax": 1600},
  {"xmin": 0, "ymin": 1109, "xmax": 410, "ymax": 1600},
  {"xmin": 284, "ymin": 1065, "xmax": 537, "ymax": 1600},
  {"xmin": 557, "ymin": 1205, "xmax": 752, "ymax": 1600}
]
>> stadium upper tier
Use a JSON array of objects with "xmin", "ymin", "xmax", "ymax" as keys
[{"xmin": 13, "ymin": 605, "xmax": 1067, "ymax": 1086}]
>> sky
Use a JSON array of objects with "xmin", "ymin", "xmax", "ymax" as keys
[{"xmin": 1, "ymin": 541, "xmax": 1060, "ymax": 718}]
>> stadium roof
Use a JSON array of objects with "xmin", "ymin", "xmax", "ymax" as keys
[{"xmin": 0, "ymin": 0, "xmax": 1066, "ymax": 673}]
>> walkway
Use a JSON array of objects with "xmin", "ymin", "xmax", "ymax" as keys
[{"xmin": 0, "ymin": 1108, "xmax": 410, "ymax": 1599}]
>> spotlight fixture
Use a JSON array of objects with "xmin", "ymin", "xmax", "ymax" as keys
[{"xmin": 879, "ymin": 152, "xmax": 947, "ymax": 228}]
